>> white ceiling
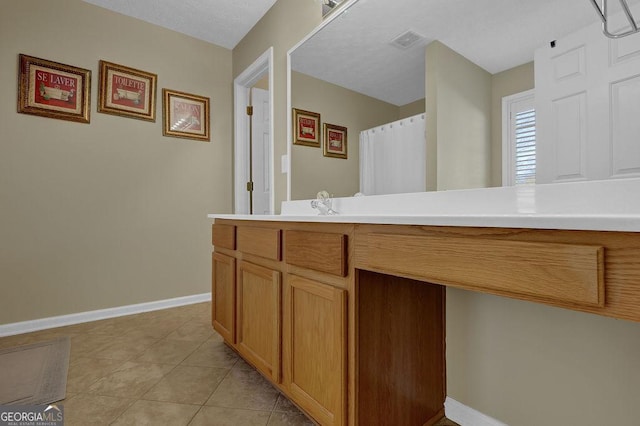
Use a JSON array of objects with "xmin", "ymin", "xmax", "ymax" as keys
[
  {"xmin": 82, "ymin": 0, "xmax": 279, "ymax": 49},
  {"xmin": 292, "ymin": 0, "xmax": 639, "ymax": 106},
  {"xmin": 82, "ymin": 0, "xmax": 639, "ymax": 107}
]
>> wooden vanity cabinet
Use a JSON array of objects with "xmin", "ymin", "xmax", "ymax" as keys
[
  {"xmin": 282, "ymin": 228, "xmax": 350, "ymax": 425},
  {"xmin": 212, "ymin": 252, "xmax": 236, "ymax": 343},
  {"xmin": 284, "ymin": 274, "xmax": 347, "ymax": 426},
  {"xmin": 212, "ymin": 221, "xmax": 353, "ymax": 425},
  {"xmin": 236, "ymin": 260, "xmax": 281, "ymax": 382},
  {"xmin": 212, "ymin": 220, "xmax": 451, "ymax": 426},
  {"xmin": 212, "ymin": 217, "xmax": 640, "ymax": 425},
  {"xmin": 211, "ymin": 224, "xmax": 237, "ymax": 344},
  {"xmin": 212, "ymin": 224, "xmax": 283, "ymax": 382}
]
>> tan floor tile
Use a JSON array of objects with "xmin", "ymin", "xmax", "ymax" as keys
[
  {"xmin": 189, "ymin": 406, "xmax": 270, "ymax": 426},
  {"xmin": 190, "ymin": 314, "xmax": 213, "ymax": 326},
  {"xmin": 66, "ymin": 357, "xmax": 125, "ymax": 393},
  {"xmin": 206, "ymin": 365, "xmax": 279, "ymax": 411},
  {"xmin": 69, "ymin": 333, "xmax": 117, "ymax": 358},
  {"xmin": 62, "ymin": 393, "xmax": 134, "ymax": 426},
  {"xmin": 18, "ymin": 328, "xmax": 78, "ymax": 344},
  {"xmin": 83, "ymin": 336, "xmax": 159, "ymax": 360},
  {"xmin": 142, "ymin": 365, "xmax": 228, "ymax": 405},
  {"xmin": 435, "ymin": 418, "xmax": 460, "ymax": 426},
  {"xmin": 172, "ymin": 302, "xmax": 211, "ymax": 317},
  {"xmin": 0, "ymin": 334, "xmax": 33, "ymax": 349},
  {"xmin": 56, "ymin": 320, "xmax": 104, "ymax": 334},
  {"xmin": 111, "ymin": 400, "xmax": 199, "ymax": 426},
  {"xmin": 121, "ymin": 320, "xmax": 189, "ymax": 339},
  {"xmin": 87, "ymin": 361, "xmax": 175, "ymax": 398},
  {"xmin": 135, "ymin": 338, "xmax": 201, "ymax": 364},
  {"xmin": 233, "ymin": 358, "xmax": 257, "ymax": 370},
  {"xmin": 55, "ymin": 391, "xmax": 76, "ymax": 404},
  {"xmin": 3, "ymin": 303, "xmax": 331, "ymax": 426},
  {"xmin": 83, "ymin": 317, "xmax": 129, "ymax": 335},
  {"xmin": 267, "ymin": 411, "xmax": 316, "ymax": 426},
  {"xmin": 165, "ymin": 322, "xmax": 214, "ymax": 342},
  {"xmin": 273, "ymin": 394, "xmax": 304, "ymax": 414},
  {"xmin": 180, "ymin": 337, "xmax": 239, "ymax": 369}
]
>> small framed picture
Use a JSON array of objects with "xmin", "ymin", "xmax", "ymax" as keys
[
  {"xmin": 17, "ymin": 54, "xmax": 91, "ymax": 123},
  {"xmin": 98, "ymin": 60, "xmax": 157, "ymax": 121},
  {"xmin": 323, "ymin": 123, "xmax": 348, "ymax": 159},
  {"xmin": 163, "ymin": 89, "xmax": 210, "ymax": 142},
  {"xmin": 292, "ymin": 108, "xmax": 321, "ymax": 147}
]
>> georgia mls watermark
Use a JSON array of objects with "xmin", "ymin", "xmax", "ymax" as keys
[{"xmin": 0, "ymin": 405, "xmax": 63, "ymax": 426}]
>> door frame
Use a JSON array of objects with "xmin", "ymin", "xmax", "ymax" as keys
[{"xmin": 234, "ymin": 47, "xmax": 274, "ymax": 214}]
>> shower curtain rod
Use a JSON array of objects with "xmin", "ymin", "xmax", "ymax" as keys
[{"xmin": 590, "ymin": 0, "xmax": 640, "ymax": 38}]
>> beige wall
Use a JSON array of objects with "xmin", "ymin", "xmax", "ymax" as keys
[
  {"xmin": 291, "ymin": 72, "xmax": 399, "ymax": 200},
  {"xmin": 490, "ymin": 61, "xmax": 535, "ymax": 187},
  {"xmin": 0, "ymin": 0, "xmax": 233, "ymax": 324},
  {"xmin": 447, "ymin": 289, "xmax": 640, "ymax": 425},
  {"xmin": 398, "ymin": 98, "xmax": 425, "ymax": 119},
  {"xmin": 233, "ymin": 0, "xmax": 321, "ymax": 212},
  {"xmin": 425, "ymin": 41, "xmax": 492, "ymax": 191}
]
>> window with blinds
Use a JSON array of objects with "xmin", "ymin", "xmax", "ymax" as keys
[
  {"xmin": 502, "ymin": 90, "xmax": 536, "ymax": 186},
  {"xmin": 514, "ymin": 108, "xmax": 536, "ymax": 185}
]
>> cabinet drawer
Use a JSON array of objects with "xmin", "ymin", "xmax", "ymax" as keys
[
  {"xmin": 285, "ymin": 230, "xmax": 347, "ymax": 277},
  {"xmin": 237, "ymin": 226, "xmax": 281, "ymax": 261},
  {"xmin": 212, "ymin": 224, "xmax": 236, "ymax": 250},
  {"xmin": 358, "ymin": 233, "xmax": 604, "ymax": 308}
]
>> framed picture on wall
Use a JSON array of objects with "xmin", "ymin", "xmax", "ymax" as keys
[
  {"xmin": 292, "ymin": 108, "xmax": 321, "ymax": 147},
  {"xmin": 98, "ymin": 60, "xmax": 157, "ymax": 121},
  {"xmin": 17, "ymin": 54, "xmax": 91, "ymax": 123},
  {"xmin": 162, "ymin": 89, "xmax": 210, "ymax": 142},
  {"xmin": 323, "ymin": 123, "xmax": 348, "ymax": 159}
]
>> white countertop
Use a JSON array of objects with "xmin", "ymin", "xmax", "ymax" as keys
[{"xmin": 208, "ymin": 178, "xmax": 640, "ymax": 232}]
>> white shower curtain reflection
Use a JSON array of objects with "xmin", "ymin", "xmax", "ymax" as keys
[{"xmin": 359, "ymin": 113, "xmax": 426, "ymax": 195}]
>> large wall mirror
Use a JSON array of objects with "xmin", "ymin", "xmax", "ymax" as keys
[{"xmin": 286, "ymin": 0, "xmax": 624, "ymax": 201}]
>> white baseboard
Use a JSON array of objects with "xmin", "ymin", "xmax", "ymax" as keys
[
  {"xmin": 0, "ymin": 293, "xmax": 212, "ymax": 337},
  {"xmin": 445, "ymin": 397, "xmax": 508, "ymax": 426}
]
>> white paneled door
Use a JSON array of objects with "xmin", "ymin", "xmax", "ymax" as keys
[
  {"xmin": 535, "ymin": 21, "xmax": 640, "ymax": 184},
  {"xmin": 251, "ymin": 87, "xmax": 271, "ymax": 215}
]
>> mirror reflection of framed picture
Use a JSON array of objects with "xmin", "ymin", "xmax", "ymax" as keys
[
  {"xmin": 292, "ymin": 108, "xmax": 321, "ymax": 147},
  {"xmin": 17, "ymin": 54, "xmax": 91, "ymax": 123},
  {"xmin": 323, "ymin": 123, "xmax": 347, "ymax": 159}
]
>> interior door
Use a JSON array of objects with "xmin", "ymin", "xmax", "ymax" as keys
[
  {"xmin": 535, "ymin": 21, "xmax": 640, "ymax": 183},
  {"xmin": 251, "ymin": 87, "xmax": 272, "ymax": 214}
]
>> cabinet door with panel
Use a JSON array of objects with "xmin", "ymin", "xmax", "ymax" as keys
[
  {"xmin": 212, "ymin": 252, "xmax": 236, "ymax": 344},
  {"xmin": 237, "ymin": 260, "xmax": 282, "ymax": 383},
  {"xmin": 285, "ymin": 274, "xmax": 347, "ymax": 426}
]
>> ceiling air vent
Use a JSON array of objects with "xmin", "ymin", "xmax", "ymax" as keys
[{"xmin": 390, "ymin": 30, "xmax": 425, "ymax": 50}]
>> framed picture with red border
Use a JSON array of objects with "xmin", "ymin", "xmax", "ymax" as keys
[
  {"xmin": 98, "ymin": 60, "xmax": 157, "ymax": 121},
  {"xmin": 292, "ymin": 108, "xmax": 321, "ymax": 147},
  {"xmin": 17, "ymin": 54, "xmax": 91, "ymax": 123},
  {"xmin": 163, "ymin": 89, "xmax": 210, "ymax": 142},
  {"xmin": 323, "ymin": 123, "xmax": 348, "ymax": 159}
]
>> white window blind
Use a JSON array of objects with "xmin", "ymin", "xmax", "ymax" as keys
[
  {"xmin": 514, "ymin": 108, "xmax": 536, "ymax": 184},
  {"xmin": 502, "ymin": 90, "xmax": 536, "ymax": 186}
]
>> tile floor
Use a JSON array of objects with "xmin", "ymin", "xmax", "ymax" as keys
[{"xmin": 0, "ymin": 302, "xmax": 459, "ymax": 426}]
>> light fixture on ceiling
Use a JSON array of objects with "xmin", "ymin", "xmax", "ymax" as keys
[
  {"xmin": 314, "ymin": 0, "xmax": 345, "ymax": 17},
  {"xmin": 590, "ymin": 0, "xmax": 640, "ymax": 38}
]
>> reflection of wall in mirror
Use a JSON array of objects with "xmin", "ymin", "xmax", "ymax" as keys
[
  {"xmin": 425, "ymin": 41, "xmax": 492, "ymax": 192},
  {"xmin": 291, "ymin": 71, "xmax": 421, "ymax": 200},
  {"xmin": 490, "ymin": 61, "xmax": 534, "ymax": 187}
]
